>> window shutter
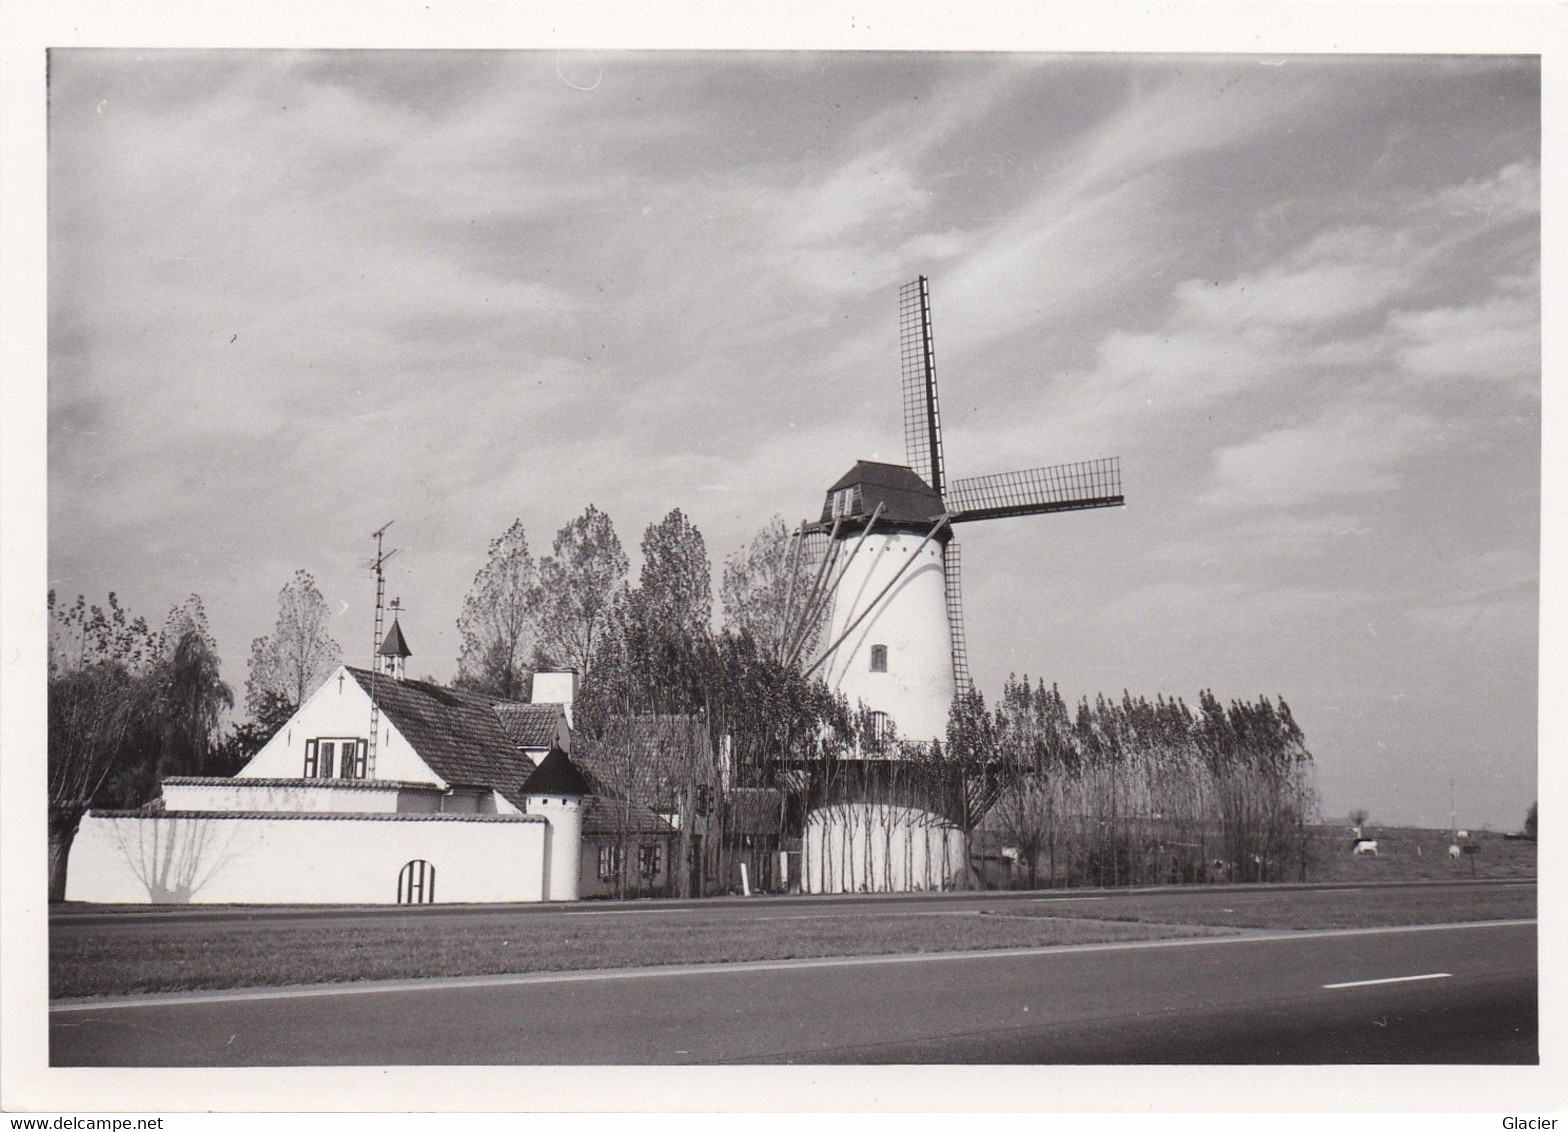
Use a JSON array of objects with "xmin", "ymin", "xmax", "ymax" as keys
[
  {"xmin": 303, "ymin": 739, "xmax": 318, "ymax": 778},
  {"xmin": 355, "ymin": 739, "xmax": 368, "ymax": 779}
]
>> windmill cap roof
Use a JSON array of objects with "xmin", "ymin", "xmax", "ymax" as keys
[
  {"xmin": 821, "ymin": 460, "xmax": 946, "ymax": 527},
  {"xmin": 520, "ymin": 746, "xmax": 592, "ymax": 797},
  {"xmin": 377, "ymin": 617, "xmax": 412, "ymax": 658}
]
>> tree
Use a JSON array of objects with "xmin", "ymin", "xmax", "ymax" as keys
[
  {"xmin": 535, "ymin": 505, "xmax": 628, "ymax": 676},
  {"xmin": 1525, "ymin": 801, "xmax": 1537, "ymax": 839},
  {"xmin": 152, "ymin": 595, "xmax": 234, "ymax": 779},
  {"xmin": 721, "ymin": 516, "xmax": 824, "ymax": 663},
  {"xmin": 940, "ymin": 687, "xmax": 1000, "ymax": 889},
  {"xmin": 455, "ymin": 519, "xmax": 538, "ymax": 700},
  {"xmin": 1348, "ymin": 807, "xmax": 1370, "ymax": 829},
  {"xmin": 47, "ymin": 590, "xmax": 158, "ymax": 901},
  {"xmin": 246, "ymin": 570, "xmax": 340, "ymax": 724},
  {"xmin": 635, "ymin": 509, "xmax": 712, "ymax": 641}
]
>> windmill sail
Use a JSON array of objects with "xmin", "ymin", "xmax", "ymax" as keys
[
  {"xmin": 942, "ymin": 538, "xmax": 971, "ymax": 693},
  {"xmin": 947, "ymin": 456, "xmax": 1123, "ymax": 523},
  {"xmin": 899, "ymin": 276, "xmax": 947, "ymax": 496}
]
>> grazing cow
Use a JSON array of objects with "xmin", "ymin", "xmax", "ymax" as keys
[
  {"xmin": 1352, "ymin": 839, "xmax": 1379, "ymax": 856},
  {"xmin": 1449, "ymin": 843, "xmax": 1463, "ymax": 859}
]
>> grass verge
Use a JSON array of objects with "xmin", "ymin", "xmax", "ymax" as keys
[{"xmin": 51, "ymin": 910, "xmax": 1217, "ymax": 1001}]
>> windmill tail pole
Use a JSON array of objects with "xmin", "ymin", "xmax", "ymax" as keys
[
  {"xmin": 787, "ymin": 502, "xmax": 886, "ymax": 669},
  {"xmin": 804, "ymin": 515, "xmax": 950, "ymax": 679},
  {"xmin": 774, "ymin": 520, "xmax": 811, "ymax": 664},
  {"xmin": 785, "ymin": 517, "xmax": 843, "ymax": 664}
]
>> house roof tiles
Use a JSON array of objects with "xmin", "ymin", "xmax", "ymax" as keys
[
  {"xmin": 494, "ymin": 702, "xmax": 565, "ymax": 750},
  {"xmin": 580, "ymin": 794, "xmax": 678, "ymax": 836},
  {"xmin": 346, "ymin": 667, "xmax": 534, "ymax": 803}
]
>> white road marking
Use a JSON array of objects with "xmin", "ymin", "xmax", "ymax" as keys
[
  {"xmin": 1323, "ymin": 972, "xmax": 1452, "ymax": 989},
  {"xmin": 50, "ymin": 918, "xmax": 1533, "ymax": 1013}
]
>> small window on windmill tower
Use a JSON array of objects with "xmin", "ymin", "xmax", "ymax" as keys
[
  {"xmin": 870, "ymin": 644, "xmax": 888, "ymax": 672},
  {"xmin": 868, "ymin": 711, "xmax": 892, "ymax": 751}
]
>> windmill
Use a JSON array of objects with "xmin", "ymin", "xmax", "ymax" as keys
[{"xmin": 784, "ymin": 275, "xmax": 1125, "ymax": 744}]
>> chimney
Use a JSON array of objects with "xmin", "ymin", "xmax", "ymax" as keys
[{"xmin": 530, "ymin": 669, "xmax": 578, "ymax": 728}]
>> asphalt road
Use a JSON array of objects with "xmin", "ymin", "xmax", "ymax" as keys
[{"xmin": 51, "ymin": 918, "xmax": 1534, "ymax": 1066}]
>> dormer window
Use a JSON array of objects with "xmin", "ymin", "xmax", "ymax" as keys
[
  {"xmin": 830, "ymin": 485, "xmax": 862, "ymax": 519},
  {"xmin": 870, "ymin": 644, "xmax": 888, "ymax": 672}
]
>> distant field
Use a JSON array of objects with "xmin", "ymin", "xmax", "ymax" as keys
[
  {"xmin": 51, "ymin": 879, "xmax": 1533, "ymax": 1002},
  {"xmin": 1017, "ymin": 880, "xmax": 1535, "ymax": 932},
  {"xmin": 1308, "ymin": 827, "xmax": 1535, "ymax": 883}
]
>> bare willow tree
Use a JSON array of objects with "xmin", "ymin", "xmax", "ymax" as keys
[
  {"xmin": 47, "ymin": 591, "xmax": 157, "ymax": 901},
  {"xmin": 455, "ymin": 519, "xmax": 538, "ymax": 700},
  {"xmin": 150, "ymin": 595, "xmax": 233, "ymax": 781}
]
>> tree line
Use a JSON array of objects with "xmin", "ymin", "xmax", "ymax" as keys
[{"xmin": 965, "ymin": 678, "xmax": 1317, "ymax": 888}]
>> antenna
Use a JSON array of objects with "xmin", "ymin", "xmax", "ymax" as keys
[{"xmin": 368, "ymin": 521, "xmax": 397, "ymax": 780}]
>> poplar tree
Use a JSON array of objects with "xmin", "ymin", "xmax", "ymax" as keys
[
  {"xmin": 535, "ymin": 505, "xmax": 628, "ymax": 676},
  {"xmin": 455, "ymin": 519, "xmax": 539, "ymax": 700},
  {"xmin": 246, "ymin": 569, "xmax": 340, "ymax": 728}
]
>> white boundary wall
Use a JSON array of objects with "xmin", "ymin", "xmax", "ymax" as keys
[
  {"xmin": 160, "ymin": 780, "xmax": 429, "ymax": 814},
  {"xmin": 802, "ymin": 802, "xmax": 967, "ymax": 894},
  {"xmin": 65, "ymin": 811, "xmax": 548, "ymax": 904}
]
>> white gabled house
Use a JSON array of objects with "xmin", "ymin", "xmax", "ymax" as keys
[{"xmin": 64, "ymin": 622, "xmax": 663, "ymax": 905}]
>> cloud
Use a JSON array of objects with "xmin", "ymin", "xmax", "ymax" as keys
[
  {"xmin": 1389, "ymin": 281, "xmax": 1539, "ymax": 387},
  {"xmin": 1200, "ymin": 402, "xmax": 1441, "ymax": 512}
]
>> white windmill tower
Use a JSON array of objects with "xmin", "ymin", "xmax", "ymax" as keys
[{"xmin": 788, "ymin": 276, "xmax": 1126, "ymax": 744}]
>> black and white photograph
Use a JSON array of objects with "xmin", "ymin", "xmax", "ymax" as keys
[{"xmin": 1, "ymin": 0, "xmax": 1560, "ymax": 1117}]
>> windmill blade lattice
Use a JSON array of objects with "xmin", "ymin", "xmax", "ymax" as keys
[
  {"xmin": 947, "ymin": 457, "xmax": 1123, "ymax": 523},
  {"xmin": 899, "ymin": 276, "xmax": 947, "ymax": 496},
  {"xmin": 942, "ymin": 538, "xmax": 971, "ymax": 693}
]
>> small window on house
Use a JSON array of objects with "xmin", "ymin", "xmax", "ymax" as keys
[
  {"xmin": 598, "ymin": 844, "xmax": 622, "ymax": 882},
  {"xmin": 638, "ymin": 843, "xmax": 663, "ymax": 878},
  {"xmin": 342, "ymin": 739, "xmax": 368, "ymax": 780},
  {"xmin": 307, "ymin": 738, "xmax": 366, "ymax": 780},
  {"xmin": 869, "ymin": 644, "xmax": 888, "ymax": 672}
]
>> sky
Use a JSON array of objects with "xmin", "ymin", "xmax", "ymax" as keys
[{"xmin": 46, "ymin": 50, "xmax": 1540, "ymax": 830}]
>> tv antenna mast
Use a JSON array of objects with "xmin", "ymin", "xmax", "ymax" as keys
[{"xmin": 368, "ymin": 521, "xmax": 398, "ymax": 779}]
